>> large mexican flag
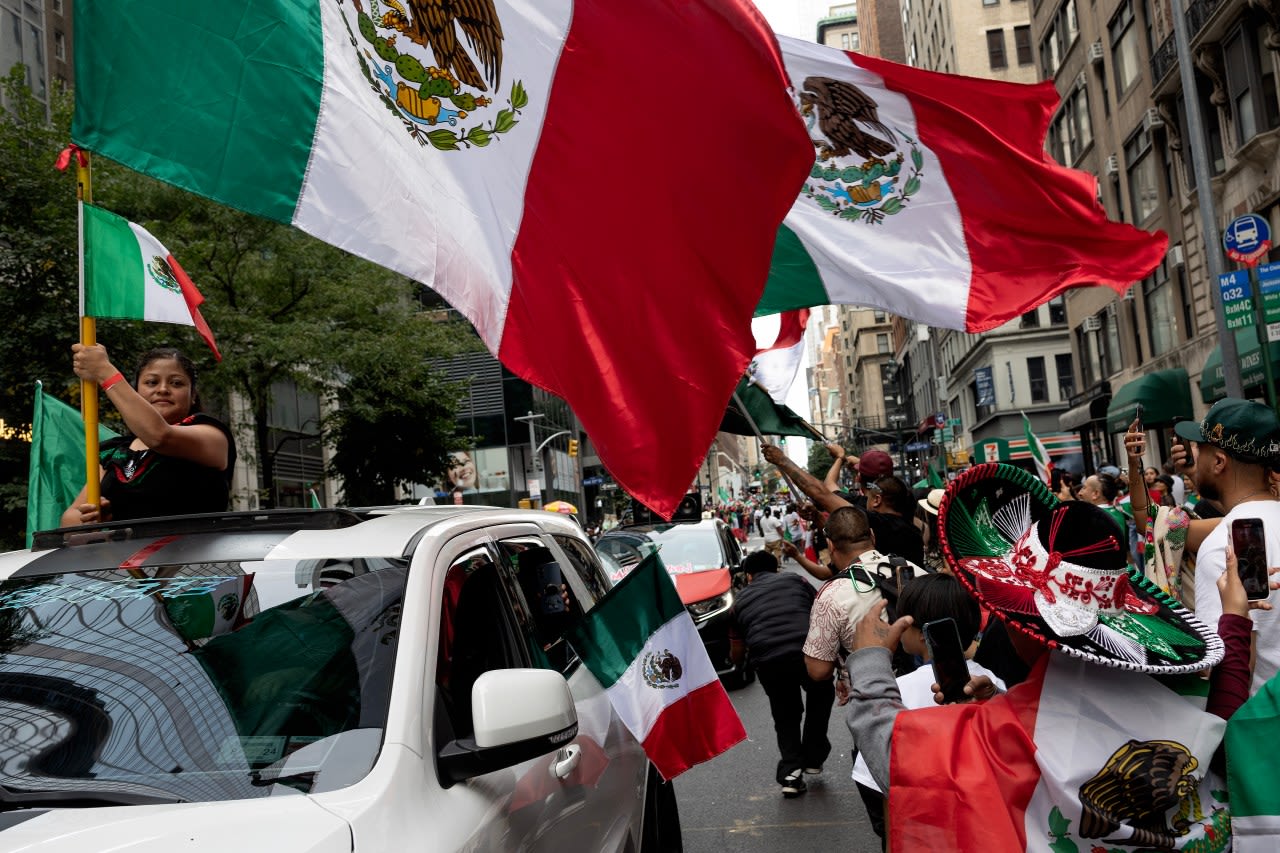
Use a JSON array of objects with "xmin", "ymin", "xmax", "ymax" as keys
[
  {"xmin": 71, "ymin": 0, "xmax": 812, "ymax": 518},
  {"xmin": 759, "ymin": 37, "xmax": 1169, "ymax": 333},
  {"xmin": 566, "ymin": 552, "xmax": 745, "ymax": 779},
  {"xmin": 888, "ymin": 653, "xmax": 1229, "ymax": 852}
]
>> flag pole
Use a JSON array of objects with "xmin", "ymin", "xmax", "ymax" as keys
[
  {"xmin": 76, "ymin": 153, "xmax": 100, "ymax": 508},
  {"xmin": 732, "ymin": 386, "xmax": 802, "ymax": 498}
]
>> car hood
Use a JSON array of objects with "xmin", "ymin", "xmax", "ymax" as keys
[
  {"xmin": 0, "ymin": 796, "xmax": 351, "ymax": 853},
  {"xmin": 670, "ymin": 568, "xmax": 731, "ymax": 604}
]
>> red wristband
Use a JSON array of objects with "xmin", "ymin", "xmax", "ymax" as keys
[{"xmin": 100, "ymin": 371, "xmax": 125, "ymax": 391}]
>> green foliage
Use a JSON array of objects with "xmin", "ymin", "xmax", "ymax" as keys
[{"xmin": 807, "ymin": 443, "xmax": 835, "ymax": 480}]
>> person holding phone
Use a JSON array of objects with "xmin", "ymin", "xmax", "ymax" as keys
[{"xmin": 1175, "ymin": 397, "xmax": 1280, "ymax": 693}]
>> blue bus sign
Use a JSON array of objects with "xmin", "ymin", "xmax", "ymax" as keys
[
  {"xmin": 1224, "ymin": 213, "xmax": 1272, "ymax": 266},
  {"xmin": 1219, "ymin": 270, "xmax": 1255, "ymax": 330}
]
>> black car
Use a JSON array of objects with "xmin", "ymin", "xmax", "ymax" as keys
[{"xmin": 595, "ymin": 518, "xmax": 753, "ymax": 685}]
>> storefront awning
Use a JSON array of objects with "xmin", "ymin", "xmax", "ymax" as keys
[
  {"xmin": 1198, "ymin": 328, "xmax": 1280, "ymax": 403},
  {"xmin": 1105, "ymin": 368, "xmax": 1193, "ymax": 433},
  {"xmin": 1059, "ymin": 396, "xmax": 1111, "ymax": 430}
]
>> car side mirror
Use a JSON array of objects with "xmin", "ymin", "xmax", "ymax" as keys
[{"xmin": 438, "ymin": 669, "xmax": 578, "ymax": 786}]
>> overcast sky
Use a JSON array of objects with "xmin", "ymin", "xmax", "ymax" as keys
[{"xmin": 752, "ymin": 0, "xmax": 829, "ymax": 40}]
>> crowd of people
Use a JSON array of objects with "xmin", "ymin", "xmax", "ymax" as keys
[{"xmin": 723, "ymin": 396, "xmax": 1280, "ymax": 851}]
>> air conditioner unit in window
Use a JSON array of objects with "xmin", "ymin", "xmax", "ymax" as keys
[
  {"xmin": 1088, "ymin": 41, "xmax": 1105, "ymax": 64},
  {"xmin": 1075, "ymin": 70, "xmax": 1088, "ymax": 90},
  {"xmin": 1104, "ymin": 155, "xmax": 1120, "ymax": 176},
  {"xmin": 1169, "ymin": 243, "xmax": 1185, "ymax": 266},
  {"xmin": 1082, "ymin": 316, "xmax": 1102, "ymax": 332},
  {"xmin": 1143, "ymin": 107, "xmax": 1164, "ymax": 130}
]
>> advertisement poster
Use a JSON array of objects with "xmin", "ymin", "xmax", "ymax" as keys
[{"xmin": 438, "ymin": 447, "xmax": 511, "ymax": 495}]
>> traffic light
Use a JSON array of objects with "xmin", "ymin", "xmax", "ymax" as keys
[{"xmin": 568, "ymin": 438, "xmax": 579, "ymax": 457}]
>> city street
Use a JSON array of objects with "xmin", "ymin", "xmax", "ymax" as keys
[{"xmin": 675, "ymin": 537, "xmax": 882, "ymax": 853}]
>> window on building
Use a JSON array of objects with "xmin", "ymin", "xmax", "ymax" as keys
[
  {"xmin": 1014, "ymin": 25, "xmax": 1033, "ymax": 65},
  {"xmin": 874, "ymin": 310, "xmax": 887, "ymax": 323},
  {"xmin": 846, "ymin": 354, "xmax": 853, "ymax": 366},
  {"xmin": 1142, "ymin": 260, "xmax": 1178, "ymax": 357},
  {"xmin": 1109, "ymin": 0, "xmax": 1142, "ymax": 96},
  {"xmin": 1047, "ymin": 85, "xmax": 1092, "ymax": 166},
  {"xmin": 1020, "ymin": 309, "xmax": 1041, "ymax": 328},
  {"xmin": 842, "ymin": 33, "xmax": 851, "ymax": 50},
  {"xmin": 1039, "ymin": 0, "xmax": 1079, "ymax": 78},
  {"xmin": 1124, "ymin": 126, "xmax": 1159, "ymax": 223},
  {"xmin": 831, "ymin": 2, "xmax": 858, "ymax": 15},
  {"xmin": 1056, "ymin": 353, "xmax": 1075, "ymax": 399},
  {"xmin": 1048, "ymin": 296, "xmax": 1067, "ymax": 325},
  {"xmin": 1103, "ymin": 307, "xmax": 1122, "ymax": 377},
  {"xmin": 850, "ymin": 31, "xmax": 861, "ymax": 50},
  {"xmin": 1028, "ymin": 356, "xmax": 1049, "ymax": 403},
  {"xmin": 1223, "ymin": 23, "xmax": 1280, "ymax": 148},
  {"xmin": 987, "ymin": 29, "xmax": 1008, "ymax": 70},
  {"xmin": 54, "ymin": 30, "xmax": 64, "ymax": 61},
  {"xmin": 877, "ymin": 333, "xmax": 890, "ymax": 354},
  {"xmin": 52, "ymin": 0, "xmax": 63, "ymax": 13},
  {"xmin": 984, "ymin": 0, "xmax": 999, "ymax": 6}
]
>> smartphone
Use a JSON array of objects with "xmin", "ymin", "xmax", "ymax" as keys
[
  {"xmin": 1172, "ymin": 418, "xmax": 1195, "ymax": 468},
  {"xmin": 923, "ymin": 618, "xmax": 971, "ymax": 704},
  {"xmin": 535, "ymin": 560, "xmax": 567, "ymax": 614},
  {"xmin": 893, "ymin": 563, "xmax": 913, "ymax": 593},
  {"xmin": 1231, "ymin": 518, "xmax": 1270, "ymax": 601},
  {"xmin": 1134, "ymin": 402, "xmax": 1144, "ymax": 431}
]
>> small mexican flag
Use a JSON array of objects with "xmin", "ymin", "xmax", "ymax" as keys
[
  {"xmin": 80, "ymin": 201, "xmax": 220, "ymax": 358},
  {"xmin": 1022, "ymin": 411, "xmax": 1054, "ymax": 486},
  {"xmin": 566, "ymin": 552, "xmax": 745, "ymax": 780}
]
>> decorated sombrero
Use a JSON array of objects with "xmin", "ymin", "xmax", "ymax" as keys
[{"xmin": 937, "ymin": 463, "xmax": 1223, "ymax": 674}]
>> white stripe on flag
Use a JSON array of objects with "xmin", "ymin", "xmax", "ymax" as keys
[
  {"xmin": 604, "ymin": 612, "xmax": 719, "ymax": 743},
  {"xmin": 127, "ymin": 223, "xmax": 197, "ymax": 325}
]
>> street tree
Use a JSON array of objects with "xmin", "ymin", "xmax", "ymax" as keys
[{"xmin": 807, "ymin": 441, "xmax": 835, "ymax": 480}]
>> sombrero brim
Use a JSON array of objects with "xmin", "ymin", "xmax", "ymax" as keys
[{"xmin": 938, "ymin": 463, "xmax": 1223, "ymax": 675}]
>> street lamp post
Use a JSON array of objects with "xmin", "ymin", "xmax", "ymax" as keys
[{"xmin": 514, "ymin": 411, "xmax": 544, "ymax": 508}]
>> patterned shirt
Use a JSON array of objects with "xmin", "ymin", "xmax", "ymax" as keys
[{"xmin": 802, "ymin": 549, "xmax": 924, "ymax": 662}]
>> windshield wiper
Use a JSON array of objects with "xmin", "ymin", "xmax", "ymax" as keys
[
  {"xmin": 248, "ymin": 769, "xmax": 317, "ymax": 791},
  {"xmin": 0, "ymin": 783, "xmax": 185, "ymax": 811}
]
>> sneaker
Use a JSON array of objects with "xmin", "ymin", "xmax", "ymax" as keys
[
  {"xmin": 781, "ymin": 771, "xmax": 807, "ymax": 798},
  {"xmin": 803, "ymin": 766, "xmax": 823, "ymax": 775}
]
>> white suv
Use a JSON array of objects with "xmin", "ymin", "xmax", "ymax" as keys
[{"xmin": 0, "ymin": 508, "xmax": 681, "ymax": 852}]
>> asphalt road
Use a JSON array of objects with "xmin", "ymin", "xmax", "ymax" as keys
[{"xmin": 673, "ymin": 535, "xmax": 883, "ymax": 853}]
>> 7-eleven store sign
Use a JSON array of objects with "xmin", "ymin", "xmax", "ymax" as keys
[{"xmin": 974, "ymin": 432, "xmax": 1082, "ymax": 464}]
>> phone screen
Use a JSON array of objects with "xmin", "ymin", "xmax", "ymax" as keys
[
  {"xmin": 1231, "ymin": 518, "xmax": 1270, "ymax": 601},
  {"xmin": 924, "ymin": 618, "xmax": 971, "ymax": 704},
  {"xmin": 1135, "ymin": 402, "xmax": 1144, "ymax": 431}
]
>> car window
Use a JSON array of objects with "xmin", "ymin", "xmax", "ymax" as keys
[
  {"xmin": 495, "ymin": 536, "xmax": 584, "ymax": 675},
  {"xmin": 643, "ymin": 526, "xmax": 724, "ymax": 572},
  {"xmin": 435, "ymin": 546, "xmax": 530, "ymax": 743},
  {"xmin": 552, "ymin": 534, "xmax": 611, "ymax": 604},
  {"xmin": 0, "ymin": 557, "xmax": 407, "ymax": 802}
]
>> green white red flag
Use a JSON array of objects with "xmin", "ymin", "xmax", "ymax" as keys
[
  {"xmin": 70, "ymin": 0, "xmax": 811, "ymax": 518},
  {"xmin": 1226, "ymin": 672, "xmax": 1280, "ymax": 850},
  {"xmin": 758, "ymin": 37, "xmax": 1169, "ymax": 332},
  {"xmin": 1022, "ymin": 412, "xmax": 1054, "ymax": 485},
  {"xmin": 565, "ymin": 552, "xmax": 745, "ymax": 779},
  {"xmin": 80, "ymin": 202, "xmax": 221, "ymax": 359},
  {"xmin": 888, "ymin": 654, "xmax": 1229, "ymax": 852}
]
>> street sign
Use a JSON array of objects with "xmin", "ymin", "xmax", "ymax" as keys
[
  {"xmin": 1260, "ymin": 263, "xmax": 1280, "ymax": 343},
  {"xmin": 1219, "ymin": 270, "xmax": 1256, "ymax": 330},
  {"xmin": 934, "ymin": 412, "xmax": 946, "ymax": 427},
  {"xmin": 948, "ymin": 418, "xmax": 962, "ymax": 429},
  {"xmin": 583, "ymin": 475, "xmax": 605, "ymax": 486},
  {"xmin": 529, "ymin": 478, "xmax": 541, "ymax": 501},
  {"xmin": 941, "ymin": 428, "xmax": 954, "ymax": 441},
  {"xmin": 1224, "ymin": 213, "xmax": 1272, "ymax": 266}
]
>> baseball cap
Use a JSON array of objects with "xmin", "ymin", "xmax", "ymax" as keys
[
  {"xmin": 856, "ymin": 449, "xmax": 894, "ymax": 477},
  {"xmin": 1174, "ymin": 398, "xmax": 1280, "ymax": 464}
]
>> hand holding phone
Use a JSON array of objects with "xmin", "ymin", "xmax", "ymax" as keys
[
  {"xmin": 1134, "ymin": 402, "xmax": 1144, "ymax": 432},
  {"xmin": 923, "ymin": 617, "xmax": 971, "ymax": 704},
  {"xmin": 1230, "ymin": 518, "xmax": 1270, "ymax": 601}
]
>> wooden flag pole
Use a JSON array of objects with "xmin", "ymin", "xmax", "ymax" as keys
[{"xmin": 76, "ymin": 153, "xmax": 100, "ymax": 508}]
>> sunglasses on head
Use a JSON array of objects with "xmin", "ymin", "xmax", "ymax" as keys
[{"xmin": 863, "ymin": 483, "xmax": 882, "ymax": 493}]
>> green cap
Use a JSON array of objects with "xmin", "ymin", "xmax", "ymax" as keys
[{"xmin": 1173, "ymin": 398, "xmax": 1280, "ymax": 463}]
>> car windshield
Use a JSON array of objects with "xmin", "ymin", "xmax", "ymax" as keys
[{"xmin": 0, "ymin": 556, "xmax": 407, "ymax": 806}]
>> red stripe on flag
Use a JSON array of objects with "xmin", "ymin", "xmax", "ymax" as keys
[
  {"xmin": 845, "ymin": 53, "xmax": 1167, "ymax": 334},
  {"xmin": 499, "ymin": 0, "xmax": 812, "ymax": 518},
  {"xmin": 757, "ymin": 309, "xmax": 810, "ymax": 354},
  {"xmin": 641, "ymin": 680, "xmax": 746, "ymax": 781},
  {"xmin": 119, "ymin": 535, "xmax": 182, "ymax": 570},
  {"xmin": 888, "ymin": 654, "xmax": 1047, "ymax": 852},
  {"xmin": 168, "ymin": 254, "xmax": 221, "ymax": 361}
]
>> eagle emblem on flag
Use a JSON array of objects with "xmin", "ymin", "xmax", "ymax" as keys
[
  {"xmin": 797, "ymin": 76, "xmax": 924, "ymax": 225},
  {"xmin": 641, "ymin": 649, "xmax": 683, "ymax": 689},
  {"xmin": 146, "ymin": 256, "xmax": 181, "ymax": 294},
  {"xmin": 337, "ymin": 0, "xmax": 528, "ymax": 151}
]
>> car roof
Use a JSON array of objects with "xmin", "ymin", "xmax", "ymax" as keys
[
  {"xmin": 1, "ymin": 506, "xmax": 589, "ymax": 581},
  {"xmin": 603, "ymin": 518, "xmax": 722, "ymax": 538}
]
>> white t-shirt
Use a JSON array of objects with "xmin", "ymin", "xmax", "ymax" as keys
[
  {"xmin": 761, "ymin": 514, "xmax": 785, "ymax": 543},
  {"xmin": 784, "ymin": 511, "xmax": 804, "ymax": 540},
  {"xmin": 850, "ymin": 659, "xmax": 1006, "ymax": 792},
  {"xmin": 1194, "ymin": 497, "xmax": 1280, "ymax": 693}
]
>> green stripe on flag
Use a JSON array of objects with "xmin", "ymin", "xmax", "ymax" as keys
[
  {"xmin": 83, "ymin": 204, "xmax": 146, "ymax": 318},
  {"xmin": 755, "ymin": 224, "xmax": 828, "ymax": 317},
  {"xmin": 72, "ymin": 0, "xmax": 324, "ymax": 224},
  {"xmin": 566, "ymin": 552, "xmax": 686, "ymax": 689},
  {"xmin": 1226, "ymin": 674, "xmax": 1280, "ymax": 817}
]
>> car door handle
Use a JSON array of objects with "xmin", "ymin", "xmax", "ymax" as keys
[{"xmin": 550, "ymin": 744, "xmax": 581, "ymax": 779}]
